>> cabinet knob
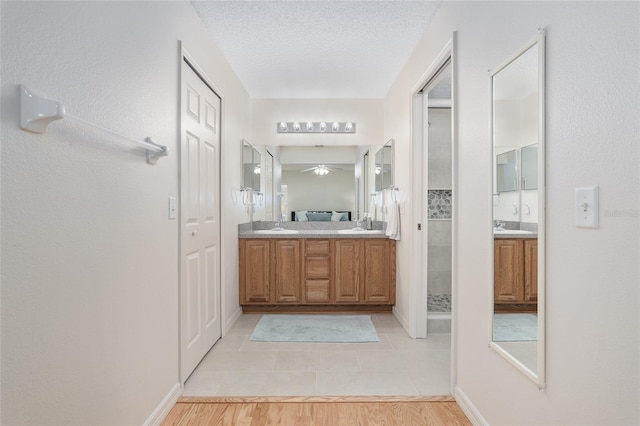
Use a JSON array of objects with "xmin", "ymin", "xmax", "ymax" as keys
[{"xmin": 191, "ymin": 230, "xmax": 197, "ymax": 236}]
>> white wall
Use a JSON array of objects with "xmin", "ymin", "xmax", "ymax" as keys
[
  {"xmin": 386, "ymin": 1, "xmax": 639, "ymax": 424},
  {"xmin": 1, "ymin": 2, "xmax": 250, "ymax": 424},
  {"xmin": 251, "ymin": 98, "xmax": 384, "ymax": 147}
]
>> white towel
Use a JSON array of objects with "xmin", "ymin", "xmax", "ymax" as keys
[{"xmin": 385, "ymin": 201, "xmax": 401, "ymax": 241}]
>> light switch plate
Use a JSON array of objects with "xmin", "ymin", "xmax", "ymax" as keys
[
  {"xmin": 168, "ymin": 196, "xmax": 177, "ymax": 220},
  {"xmin": 575, "ymin": 186, "xmax": 599, "ymax": 228}
]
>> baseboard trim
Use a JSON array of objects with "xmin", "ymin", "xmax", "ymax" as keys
[
  {"xmin": 144, "ymin": 382, "xmax": 182, "ymax": 426},
  {"xmin": 178, "ymin": 395, "xmax": 456, "ymax": 404},
  {"xmin": 454, "ymin": 385, "xmax": 488, "ymax": 426},
  {"xmin": 225, "ymin": 306, "xmax": 243, "ymax": 335},
  {"xmin": 392, "ymin": 306, "xmax": 411, "ymax": 335}
]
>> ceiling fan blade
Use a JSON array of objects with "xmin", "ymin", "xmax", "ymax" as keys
[{"xmin": 299, "ymin": 166, "xmax": 317, "ymax": 173}]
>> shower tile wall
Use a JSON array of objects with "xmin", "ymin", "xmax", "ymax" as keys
[{"xmin": 427, "ymin": 108, "xmax": 452, "ymax": 316}]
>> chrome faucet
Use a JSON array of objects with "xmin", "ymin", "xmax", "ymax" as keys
[{"xmin": 495, "ymin": 220, "xmax": 506, "ymax": 230}]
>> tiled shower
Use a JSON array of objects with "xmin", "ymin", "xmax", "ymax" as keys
[{"xmin": 426, "ymin": 108, "xmax": 452, "ymax": 333}]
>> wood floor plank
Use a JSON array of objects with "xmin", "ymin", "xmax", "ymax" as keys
[{"xmin": 162, "ymin": 400, "xmax": 471, "ymax": 425}]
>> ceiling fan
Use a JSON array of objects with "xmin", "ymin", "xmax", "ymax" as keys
[{"xmin": 299, "ymin": 164, "xmax": 343, "ymax": 175}]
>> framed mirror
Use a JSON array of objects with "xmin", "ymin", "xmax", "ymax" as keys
[
  {"xmin": 490, "ymin": 29, "xmax": 545, "ymax": 389},
  {"xmin": 242, "ymin": 139, "xmax": 261, "ymax": 192},
  {"xmin": 374, "ymin": 139, "xmax": 394, "ymax": 191}
]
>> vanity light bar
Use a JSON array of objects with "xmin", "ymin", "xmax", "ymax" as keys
[{"xmin": 276, "ymin": 121, "xmax": 356, "ymax": 134}]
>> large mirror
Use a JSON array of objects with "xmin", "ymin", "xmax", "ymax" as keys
[
  {"xmin": 258, "ymin": 145, "xmax": 381, "ymax": 222},
  {"xmin": 374, "ymin": 139, "xmax": 394, "ymax": 191},
  {"xmin": 242, "ymin": 139, "xmax": 261, "ymax": 192},
  {"xmin": 490, "ymin": 30, "xmax": 545, "ymax": 389}
]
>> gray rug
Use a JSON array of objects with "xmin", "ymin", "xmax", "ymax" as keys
[
  {"xmin": 493, "ymin": 313, "xmax": 538, "ymax": 342},
  {"xmin": 250, "ymin": 314, "xmax": 379, "ymax": 343}
]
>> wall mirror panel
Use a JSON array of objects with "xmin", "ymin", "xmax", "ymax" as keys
[
  {"xmin": 242, "ymin": 139, "xmax": 261, "ymax": 191},
  {"xmin": 374, "ymin": 139, "xmax": 394, "ymax": 191},
  {"xmin": 490, "ymin": 30, "xmax": 545, "ymax": 389}
]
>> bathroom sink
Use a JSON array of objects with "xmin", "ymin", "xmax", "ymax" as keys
[
  {"xmin": 337, "ymin": 229, "xmax": 383, "ymax": 234},
  {"xmin": 254, "ymin": 229, "xmax": 299, "ymax": 234},
  {"xmin": 493, "ymin": 229, "xmax": 533, "ymax": 235}
]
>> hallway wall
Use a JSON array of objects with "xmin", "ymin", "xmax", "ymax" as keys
[
  {"xmin": 386, "ymin": 1, "xmax": 639, "ymax": 424},
  {"xmin": 1, "ymin": 2, "xmax": 250, "ymax": 424}
]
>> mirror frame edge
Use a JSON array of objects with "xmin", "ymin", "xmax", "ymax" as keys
[{"xmin": 488, "ymin": 28, "xmax": 546, "ymax": 390}]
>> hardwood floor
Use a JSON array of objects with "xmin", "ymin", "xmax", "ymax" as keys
[{"xmin": 163, "ymin": 396, "xmax": 471, "ymax": 425}]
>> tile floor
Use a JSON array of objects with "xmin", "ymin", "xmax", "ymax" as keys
[{"xmin": 183, "ymin": 313, "xmax": 452, "ymax": 397}]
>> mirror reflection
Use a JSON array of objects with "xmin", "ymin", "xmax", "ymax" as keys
[
  {"xmin": 374, "ymin": 140, "xmax": 394, "ymax": 191},
  {"xmin": 242, "ymin": 139, "xmax": 261, "ymax": 192},
  {"xmin": 490, "ymin": 32, "xmax": 545, "ymax": 388}
]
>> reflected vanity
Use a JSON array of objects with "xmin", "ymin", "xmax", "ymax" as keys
[{"xmin": 490, "ymin": 30, "xmax": 546, "ymax": 389}]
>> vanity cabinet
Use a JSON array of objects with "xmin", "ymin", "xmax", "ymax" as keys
[
  {"xmin": 239, "ymin": 238, "xmax": 396, "ymax": 311},
  {"xmin": 494, "ymin": 238, "xmax": 537, "ymax": 310}
]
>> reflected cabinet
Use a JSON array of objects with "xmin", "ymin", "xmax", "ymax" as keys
[{"xmin": 494, "ymin": 238, "xmax": 538, "ymax": 311}]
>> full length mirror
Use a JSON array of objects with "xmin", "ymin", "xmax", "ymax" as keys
[{"xmin": 490, "ymin": 30, "xmax": 545, "ymax": 388}]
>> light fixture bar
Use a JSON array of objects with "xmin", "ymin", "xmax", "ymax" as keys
[{"xmin": 276, "ymin": 121, "xmax": 356, "ymax": 134}]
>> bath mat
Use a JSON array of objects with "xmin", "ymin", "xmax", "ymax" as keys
[
  {"xmin": 250, "ymin": 314, "xmax": 379, "ymax": 343},
  {"xmin": 493, "ymin": 313, "xmax": 537, "ymax": 342}
]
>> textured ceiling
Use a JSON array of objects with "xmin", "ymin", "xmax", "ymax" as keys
[{"xmin": 190, "ymin": 1, "xmax": 441, "ymax": 98}]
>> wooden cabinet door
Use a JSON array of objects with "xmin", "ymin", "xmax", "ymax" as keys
[
  {"xmin": 363, "ymin": 239, "xmax": 392, "ymax": 303},
  {"xmin": 273, "ymin": 239, "xmax": 303, "ymax": 303},
  {"xmin": 494, "ymin": 239, "xmax": 524, "ymax": 303},
  {"xmin": 240, "ymin": 239, "xmax": 271, "ymax": 303},
  {"xmin": 334, "ymin": 240, "xmax": 361, "ymax": 303},
  {"xmin": 523, "ymin": 239, "xmax": 538, "ymax": 302}
]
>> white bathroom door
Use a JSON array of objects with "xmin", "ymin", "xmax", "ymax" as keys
[{"xmin": 180, "ymin": 59, "xmax": 222, "ymax": 381}]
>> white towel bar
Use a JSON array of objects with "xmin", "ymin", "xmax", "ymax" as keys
[{"xmin": 19, "ymin": 85, "xmax": 168, "ymax": 165}]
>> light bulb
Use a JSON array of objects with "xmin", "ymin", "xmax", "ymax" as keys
[
  {"xmin": 293, "ymin": 122, "xmax": 300, "ymax": 132},
  {"xmin": 279, "ymin": 122, "xmax": 288, "ymax": 132},
  {"xmin": 306, "ymin": 122, "xmax": 314, "ymax": 132},
  {"xmin": 319, "ymin": 122, "xmax": 327, "ymax": 132},
  {"xmin": 345, "ymin": 122, "xmax": 353, "ymax": 132},
  {"xmin": 332, "ymin": 122, "xmax": 340, "ymax": 132}
]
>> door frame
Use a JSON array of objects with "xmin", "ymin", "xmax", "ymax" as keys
[
  {"xmin": 178, "ymin": 42, "xmax": 226, "ymax": 384},
  {"xmin": 409, "ymin": 34, "xmax": 457, "ymax": 391}
]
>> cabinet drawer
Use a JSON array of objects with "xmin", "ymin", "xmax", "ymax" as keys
[
  {"xmin": 305, "ymin": 240, "xmax": 330, "ymax": 255},
  {"xmin": 305, "ymin": 280, "xmax": 330, "ymax": 303},
  {"xmin": 306, "ymin": 257, "xmax": 330, "ymax": 278}
]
